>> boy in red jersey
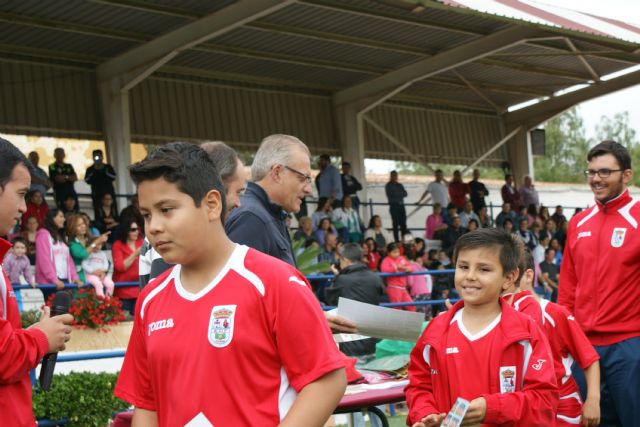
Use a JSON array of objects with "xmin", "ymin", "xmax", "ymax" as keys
[
  {"xmin": 114, "ymin": 143, "xmax": 346, "ymax": 427},
  {"xmin": 512, "ymin": 250, "xmax": 600, "ymax": 427},
  {"xmin": 406, "ymin": 228, "xmax": 557, "ymax": 427}
]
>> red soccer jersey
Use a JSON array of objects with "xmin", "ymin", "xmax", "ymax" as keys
[
  {"xmin": 114, "ymin": 245, "xmax": 344, "ymax": 427},
  {"xmin": 540, "ymin": 299, "xmax": 599, "ymax": 398},
  {"xmin": 503, "ymin": 290, "xmax": 543, "ymax": 326},
  {"xmin": 446, "ymin": 310, "xmax": 501, "ymax": 403}
]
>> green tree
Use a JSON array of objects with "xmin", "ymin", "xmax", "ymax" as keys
[
  {"xmin": 534, "ymin": 108, "xmax": 592, "ymax": 183},
  {"xmin": 595, "ymin": 111, "xmax": 640, "ymax": 186}
]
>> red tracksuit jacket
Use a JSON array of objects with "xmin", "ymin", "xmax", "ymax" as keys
[
  {"xmin": 558, "ymin": 189, "xmax": 640, "ymax": 346},
  {"xmin": 0, "ymin": 238, "xmax": 50, "ymax": 426},
  {"xmin": 406, "ymin": 299, "xmax": 558, "ymax": 426}
]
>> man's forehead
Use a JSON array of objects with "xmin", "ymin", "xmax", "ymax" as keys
[{"xmin": 589, "ymin": 153, "xmax": 620, "ymax": 168}]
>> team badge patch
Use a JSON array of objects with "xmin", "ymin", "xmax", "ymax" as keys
[
  {"xmin": 499, "ymin": 366, "xmax": 516, "ymax": 393},
  {"xmin": 208, "ymin": 305, "xmax": 236, "ymax": 348},
  {"xmin": 611, "ymin": 227, "xmax": 627, "ymax": 248}
]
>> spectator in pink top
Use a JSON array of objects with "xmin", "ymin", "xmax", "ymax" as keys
[
  {"xmin": 35, "ymin": 209, "xmax": 81, "ymax": 294},
  {"xmin": 425, "ymin": 203, "xmax": 446, "ymax": 240},
  {"xmin": 2, "ymin": 237, "xmax": 35, "ymax": 286},
  {"xmin": 380, "ymin": 242, "xmax": 415, "ymax": 312}
]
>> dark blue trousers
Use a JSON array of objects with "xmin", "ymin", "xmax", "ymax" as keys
[{"xmin": 573, "ymin": 336, "xmax": 640, "ymax": 427}]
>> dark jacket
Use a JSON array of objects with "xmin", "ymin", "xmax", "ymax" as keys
[
  {"xmin": 225, "ymin": 182, "xmax": 295, "ymax": 266},
  {"xmin": 325, "ymin": 263, "xmax": 385, "ymax": 356}
]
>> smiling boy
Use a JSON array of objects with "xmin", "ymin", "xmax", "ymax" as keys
[
  {"xmin": 114, "ymin": 143, "xmax": 346, "ymax": 427},
  {"xmin": 406, "ymin": 228, "xmax": 557, "ymax": 427}
]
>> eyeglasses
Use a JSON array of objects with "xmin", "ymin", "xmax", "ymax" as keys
[
  {"xmin": 129, "ymin": 227, "xmax": 139, "ymax": 232},
  {"xmin": 283, "ymin": 165, "xmax": 312, "ymax": 184},
  {"xmin": 584, "ymin": 168, "xmax": 623, "ymax": 178}
]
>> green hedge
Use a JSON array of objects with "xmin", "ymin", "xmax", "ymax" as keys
[{"xmin": 33, "ymin": 371, "xmax": 129, "ymax": 427}]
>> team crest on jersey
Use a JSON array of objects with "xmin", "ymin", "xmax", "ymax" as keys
[
  {"xmin": 499, "ymin": 366, "xmax": 516, "ymax": 393},
  {"xmin": 208, "ymin": 305, "xmax": 236, "ymax": 348},
  {"xmin": 611, "ymin": 227, "xmax": 627, "ymax": 248}
]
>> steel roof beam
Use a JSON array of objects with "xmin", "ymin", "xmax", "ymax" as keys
[
  {"xmin": 334, "ymin": 25, "xmax": 545, "ymax": 107},
  {"xmin": 97, "ymin": 0, "xmax": 293, "ymax": 89},
  {"xmin": 505, "ymin": 69, "xmax": 640, "ymax": 127}
]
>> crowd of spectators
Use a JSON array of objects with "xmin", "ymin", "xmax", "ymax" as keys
[
  {"xmin": 1, "ymin": 148, "xmax": 143, "ymax": 315},
  {"xmin": 3, "ymin": 146, "xmax": 572, "ymax": 320},
  {"xmin": 300, "ymin": 165, "xmax": 572, "ymax": 320}
]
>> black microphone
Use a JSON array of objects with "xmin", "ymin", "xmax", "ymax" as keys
[{"xmin": 39, "ymin": 291, "xmax": 71, "ymax": 391}]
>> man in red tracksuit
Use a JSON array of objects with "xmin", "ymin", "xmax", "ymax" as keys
[
  {"xmin": 406, "ymin": 228, "xmax": 557, "ymax": 427},
  {"xmin": 559, "ymin": 140, "xmax": 640, "ymax": 427},
  {"xmin": 0, "ymin": 137, "xmax": 73, "ymax": 426}
]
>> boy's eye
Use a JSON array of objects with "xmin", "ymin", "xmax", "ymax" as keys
[{"xmin": 161, "ymin": 207, "xmax": 173, "ymax": 214}]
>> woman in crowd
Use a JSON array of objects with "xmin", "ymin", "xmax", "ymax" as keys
[
  {"xmin": 311, "ymin": 197, "xmax": 332, "ymax": 231},
  {"xmin": 380, "ymin": 242, "xmax": 415, "ymax": 312},
  {"xmin": 35, "ymin": 209, "xmax": 82, "ymax": 296},
  {"xmin": 292, "ymin": 216, "xmax": 316, "ymax": 247},
  {"xmin": 466, "ymin": 218, "xmax": 479, "ymax": 232},
  {"xmin": 95, "ymin": 192, "xmax": 120, "ymax": 244},
  {"xmin": 364, "ymin": 215, "xmax": 393, "ymax": 255},
  {"xmin": 425, "ymin": 203, "xmax": 446, "ymax": 240},
  {"xmin": 22, "ymin": 189, "xmax": 48, "ymax": 229},
  {"xmin": 540, "ymin": 218, "xmax": 556, "ymax": 242},
  {"xmin": 15, "ymin": 215, "xmax": 38, "ymax": 264},
  {"xmin": 477, "ymin": 206, "xmax": 491, "ymax": 228},
  {"xmin": 502, "ymin": 218, "xmax": 516, "ymax": 234},
  {"xmin": 313, "ymin": 217, "xmax": 337, "ymax": 247},
  {"xmin": 539, "ymin": 205, "xmax": 550, "ymax": 223},
  {"xmin": 112, "ymin": 220, "xmax": 143, "ymax": 315},
  {"xmin": 331, "ymin": 195, "xmax": 363, "ymax": 243},
  {"xmin": 61, "ymin": 194, "xmax": 80, "ymax": 218},
  {"xmin": 67, "ymin": 214, "xmax": 110, "ymax": 288},
  {"xmin": 363, "ymin": 238, "xmax": 381, "ymax": 271}
]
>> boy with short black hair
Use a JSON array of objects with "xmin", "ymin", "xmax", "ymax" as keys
[
  {"xmin": 513, "ymin": 250, "xmax": 600, "ymax": 427},
  {"xmin": 114, "ymin": 142, "xmax": 346, "ymax": 426},
  {"xmin": 406, "ymin": 228, "xmax": 557, "ymax": 427}
]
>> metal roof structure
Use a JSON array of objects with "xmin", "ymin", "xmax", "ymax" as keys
[{"xmin": 1, "ymin": 0, "xmax": 640, "ymax": 193}]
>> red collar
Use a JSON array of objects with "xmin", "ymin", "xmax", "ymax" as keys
[
  {"xmin": 595, "ymin": 189, "xmax": 632, "ymax": 211},
  {"xmin": 0, "ymin": 238, "xmax": 11, "ymax": 263}
]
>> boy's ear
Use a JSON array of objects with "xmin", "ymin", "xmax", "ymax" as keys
[
  {"xmin": 203, "ymin": 189, "xmax": 223, "ymax": 221},
  {"xmin": 502, "ymin": 267, "xmax": 519, "ymax": 291}
]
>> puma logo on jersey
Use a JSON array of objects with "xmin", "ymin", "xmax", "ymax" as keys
[
  {"xmin": 446, "ymin": 347, "xmax": 459, "ymax": 354},
  {"xmin": 148, "ymin": 318, "xmax": 174, "ymax": 336},
  {"xmin": 568, "ymin": 315, "xmax": 575, "ymax": 321},
  {"xmin": 531, "ymin": 359, "xmax": 546, "ymax": 371},
  {"xmin": 577, "ymin": 231, "xmax": 591, "ymax": 239},
  {"xmin": 288, "ymin": 276, "xmax": 307, "ymax": 287}
]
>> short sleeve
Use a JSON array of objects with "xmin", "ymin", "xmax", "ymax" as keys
[
  {"xmin": 114, "ymin": 298, "xmax": 156, "ymax": 410},
  {"xmin": 557, "ymin": 307, "xmax": 599, "ymax": 369},
  {"xmin": 271, "ymin": 269, "xmax": 344, "ymax": 392}
]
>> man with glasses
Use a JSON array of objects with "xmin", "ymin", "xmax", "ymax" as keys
[
  {"xmin": 226, "ymin": 134, "xmax": 312, "ymax": 267},
  {"xmin": 226, "ymin": 134, "xmax": 358, "ymax": 334},
  {"xmin": 559, "ymin": 140, "xmax": 640, "ymax": 427}
]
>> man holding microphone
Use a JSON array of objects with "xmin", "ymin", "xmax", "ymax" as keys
[{"xmin": 0, "ymin": 137, "xmax": 73, "ymax": 426}]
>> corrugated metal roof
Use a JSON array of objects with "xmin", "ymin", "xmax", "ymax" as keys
[
  {"xmin": 213, "ymin": 27, "xmax": 419, "ymax": 71},
  {"xmin": 1, "ymin": 0, "xmax": 639, "ymax": 165},
  {"xmin": 440, "ymin": 0, "xmax": 640, "ymax": 44},
  {"xmin": 1, "ymin": 0, "xmax": 188, "ymax": 35}
]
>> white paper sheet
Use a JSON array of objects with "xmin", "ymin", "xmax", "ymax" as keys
[{"xmin": 336, "ymin": 298, "xmax": 424, "ymax": 342}]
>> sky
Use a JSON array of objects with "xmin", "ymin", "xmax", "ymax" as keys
[{"xmin": 366, "ymin": 0, "xmax": 640, "ymax": 173}]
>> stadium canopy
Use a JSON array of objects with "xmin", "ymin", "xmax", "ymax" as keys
[{"xmin": 2, "ymin": 0, "xmax": 640, "ymax": 196}]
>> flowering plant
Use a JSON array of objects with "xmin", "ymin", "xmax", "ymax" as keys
[{"xmin": 46, "ymin": 289, "xmax": 126, "ymax": 331}]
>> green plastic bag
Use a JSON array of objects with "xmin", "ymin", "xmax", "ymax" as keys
[{"xmin": 375, "ymin": 321, "xmax": 429, "ymax": 358}]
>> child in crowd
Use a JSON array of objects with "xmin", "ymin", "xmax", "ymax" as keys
[
  {"xmin": 380, "ymin": 242, "xmax": 416, "ymax": 312},
  {"xmin": 114, "ymin": 143, "xmax": 345, "ymax": 426},
  {"xmin": 509, "ymin": 250, "xmax": 601, "ymax": 427},
  {"xmin": 81, "ymin": 236, "xmax": 114, "ymax": 297},
  {"xmin": 2, "ymin": 237, "xmax": 35, "ymax": 286},
  {"xmin": 406, "ymin": 228, "xmax": 558, "ymax": 426}
]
